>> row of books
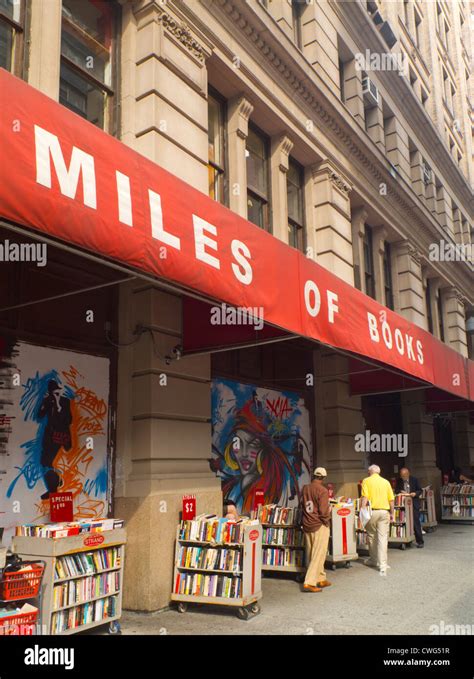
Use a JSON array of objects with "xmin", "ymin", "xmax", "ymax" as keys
[
  {"xmin": 179, "ymin": 515, "xmax": 257, "ymax": 544},
  {"xmin": 174, "ymin": 572, "xmax": 242, "ymax": 598},
  {"xmin": 257, "ymin": 504, "xmax": 302, "ymax": 526},
  {"xmin": 392, "ymin": 508, "xmax": 406, "ymax": 524},
  {"xmin": 262, "ymin": 527, "xmax": 304, "ymax": 547},
  {"xmin": 442, "ymin": 495, "xmax": 473, "ymax": 506},
  {"xmin": 54, "ymin": 547, "xmax": 121, "ymax": 580},
  {"xmin": 442, "ymin": 506, "xmax": 474, "ymax": 518},
  {"xmin": 441, "ymin": 484, "xmax": 473, "ymax": 496},
  {"xmin": 53, "ymin": 572, "xmax": 120, "ymax": 610},
  {"xmin": 51, "ymin": 595, "xmax": 118, "ymax": 634},
  {"xmin": 16, "ymin": 518, "xmax": 124, "ymax": 539},
  {"xmin": 390, "ymin": 525, "xmax": 408, "ymax": 538},
  {"xmin": 177, "ymin": 545, "xmax": 241, "ymax": 572},
  {"xmin": 394, "ymin": 494, "xmax": 408, "ymax": 508},
  {"xmin": 262, "ymin": 547, "xmax": 305, "ymax": 567},
  {"xmin": 356, "ymin": 532, "xmax": 368, "ymax": 548}
]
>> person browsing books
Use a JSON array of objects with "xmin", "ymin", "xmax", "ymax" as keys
[
  {"xmin": 395, "ymin": 467, "xmax": 424, "ymax": 548},
  {"xmin": 360, "ymin": 465, "xmax": 394, "ymax": 576},
  {"xmin": 301, "ymin": 467, "xmax": 331, "ymax": 593},
  {"xmin": 223, "ymin": 499, "xmax": 240, "ymax": 521}
]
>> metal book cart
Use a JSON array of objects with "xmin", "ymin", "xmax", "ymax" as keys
[
  {"xmin": 355, "ymin": 496, "xmax": 415, "ymax": 552},
  {"xmin": 0, "ymin": 555, "xmax": 45, "ymax": 635},
  {"xmin": 171, "ymin": 521, "xmax": 262, "ymax": 620},
  {"xmin": 419, "ymin": 487, "xmax": 437, "ymax": 531},
  {"xmin": 12, "ymin": 528, "xmax": 126, "ymax": 635},
  {"xmin": 326, "ymin": 502, "xmax": 359, "ymax": 570}
]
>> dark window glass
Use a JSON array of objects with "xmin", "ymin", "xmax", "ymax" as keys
[
  {"xmin": 383, "ymin": 242, "xmax": 394, "ymax": 310},
  {"xmin": 425, "ymin": 281, "xmax": 434, "ymax": 334},
  {"xmin": 0, "ymin": 0, "xmax": 21, "ymax": 72},
  {"xmin": 437, "ymin": 292, "xmax": 445, "ymax": 342},
  {"xmin": 292, "ymin": 0, "xmax": 304, "ymax": 49},
  {"xmin": 246, "ymin": 126, "xmax": 270, "ymax": 231},
  {"xmin": 60, "ymin": 0, "xmax": 114, "ymax": 129},
  {"xmin": 208, "ymin": 92, "xmax": 226, "ymax": 204},
  {"xmin": 363, "ymin": 225, "xmax": 375, "ymax": 299},
  {"xmin": 287, "ymin": 159, "xmax": 304, "ymax": 252}
]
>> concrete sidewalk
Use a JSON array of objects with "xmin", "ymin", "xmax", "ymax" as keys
[{"xmin": 106, "ymin": 523, "xmax": 474, "ymax": 635}]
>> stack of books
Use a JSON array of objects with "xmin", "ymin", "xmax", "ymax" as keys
[
  {"xmin": 178, "ymin": 514, "xmax": 258, "ymax": 544},
  {"xmin": 177, "ymin": 545, "xmax": 241, "ymax": 572},
  {"xmin": 262, "ymin": 526, "xmax": 304, "ymax": 547},
  {"xmin": 53, "ymin": 571, "xmax": 120, "ymax": 610},
  {"xmin": 262, "ymin": 547, "xmax": 304, "ymax": 567},
  {"xmin": 257, "ymin": 504, "xmax": 302, "ymax": 525},
  {"xmin": 441, "ymin": 483, "xmax": 474, "ymax": 518},
  {"xmin": 51, "ymin": 595, "xmax": 118, "ymax": 633},
  {"xmin": 174, "ymin": 572, "xmax": 242, "ymax": 598},
  {"xmin": 54, "ymin": 547, "xmax": 121, "ymax": 580},
  {"xmin": 15, "ymin": 518, "xmax": 125, "ymax": 539}
]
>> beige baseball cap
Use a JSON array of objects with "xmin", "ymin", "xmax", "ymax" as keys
[{"xmin": 314, "ymin": 467, "xmax": 327, "ymax": 477}]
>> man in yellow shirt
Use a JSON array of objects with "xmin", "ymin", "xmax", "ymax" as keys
[{"xmin": 360, "ymin": 465, "xmax": 394, "ymax": 576}]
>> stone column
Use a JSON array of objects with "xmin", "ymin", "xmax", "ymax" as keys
[
  {"xmin": 27, "ymin": 0, "xmax": 62, "ymax": 99},
  {"xmin": 308, "ymin": 160, "xmax": 354, "ymax": 284},
  {"xmin": 436, "ymin": 185, "xmax": 454, "ymax": 235},
  {"xmin": 391, "ymin": 240, "xmax": 425, "ymax": 328},
  {"xmin": 342, "ymin": 59, "xmax": 365, "ymax": 129},
  {"xmin": 302, "ymin": 0, "xmax": 340, "ymax": 92},
  {"xmin": 384, "ymin": 115, "xmax": 411, "ymax": 183},
  {"xmin": 270, "ymin": 134, "xmax": 294, "ymax": 244},
  {"xmin": 441, "ymin": 287, "xmax": 468, "ymax": 356},
  {"xmin": 132, "ymin": 1, "xmax": 212, "ymax": 191},
  {"xmin": 266, "ymin": 0, "xmax": 294, "ymax": 39},
  {"xmin": 227, "ymin": 95, "xmax": 254, "ymax": 217},
  {"xmin": 410, "ymin": 148, "xmax": 426, "ymax": 201},
  {"xmin": 351, "ymin": 207, "xmax": 368, "ymax": 293},
  {"xmin": 313, "ymin": 349, "xmax": 365, "ymax": 499},
  {"xmin": 365, "ymin": 99, "xmax": 385, "ymax": 153}
]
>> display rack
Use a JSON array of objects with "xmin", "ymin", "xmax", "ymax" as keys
[
  {"xmin": 171, "ymin": 518, "xmax": 262, "ymax": 620},
  {"xmin": 441, "ymin": 483, "xmax": 474, "ymax": 524},
  {"xmin": 326, "ymin": 501, "xmax": 358, "ymax": 570},
  {"xmin": 258, "ymin": 506, "xmax": 305, "ymax": 575},
  {"xmin": 355, "ymin": 495, "xmax": 415, "ymax": 551},
  {"xmin": 419, "ymin": 486, "xmax": 437, "ymax": 531},
  {"xmin": 12, "ymin": 528, "xmax": 126, "ymax": 635}
]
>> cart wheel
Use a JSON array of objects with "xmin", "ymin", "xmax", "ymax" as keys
[
  {"xmin": 177, "ymin": 603, "xmax": 188, "ymax": 614},
  {"xmin": 400, "ymin": 543, "xmax": 406, "ymax": 550},
  {"xmin": 345, "ymin": 561, "xmax": 352, "ymax": 568},
  {"xmin": 250, "ymin": 603, "xmax": 260, "ymax": 615},
  {"xmin": 237, "ymin": 607, "xmax": 250, "ymax": 621},
  {"xmin": 331, "ymin": 563, "xmax": 337, "ymax": 571},
  {"xmin": 108, "ymin": 621, "xmax": 121, "ymax": 635}
]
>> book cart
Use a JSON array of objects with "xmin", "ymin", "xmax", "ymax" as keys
[
  {"xmin": 12, "ymin": 528, "xmax": 126, "ymax": 635},
  {"xmin": 171, "ymin": 519, "xmax": 262, "ymax": 620},
  {"xmin": 419, "ymin": 487, "xmax": 437, "ymax": 531},
  {"xmin": 355, "ymin": 495, "xmax": 415, "ymax": 551},
  {"xmin": 259, "ymin": 505, "xmax": 305, "ymax": 576},
  {"xmin": 440, "ymin": 484, "xmax": 474, "ymax": 524},
  {"xmin": 326, "ymin": 501, "xmax": 358, "ymax": 570}
]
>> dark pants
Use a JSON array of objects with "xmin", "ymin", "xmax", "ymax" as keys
[
  {"xmin": 40, "ymin": 441, "xmax": 61, "ymax": 494},
  {"xmin": 413, "ymin": 505, "xmax": 424, "ymax": 545}
]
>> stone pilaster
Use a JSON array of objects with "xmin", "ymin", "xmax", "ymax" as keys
[
  {"xmin": 384, "ymin": 115, "xmax": 411, "ymax": 184},
  {"xmin": 270, "ymin": 134, "xmax": 294, "ymax": 244},
  {"xmin": 342, "ymin": 58, "xmax": 365, "ymax": 129},
  {"xmin": 27, "ymin": 0, "xmax": 62, "ymax": 99},
  {"xmin": 227, "ymin": 95, "xmax": 254, "ymax": 217},
  {"xmin": 441, "ymin": 287, "xmax": 468, "ymax": 356},
  {"xmin": 391, "ymin": 240, "xmax": 425, "ymax": 328},
  {"xmin": 351, "ymin": 206, "xmax": 368, "ymax": 293}
]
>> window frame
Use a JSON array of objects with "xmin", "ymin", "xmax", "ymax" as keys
[
  {"xmin": 287, "ymin": 157, "xmax": 305, "ymax": 253},
  {"xmin": 363, "ymin": 224, "xmax": 376, "ymax": 299},
  {"xmin": 246, "ymin": 123, "xmax": 271, "ymax": 232},
  {"xmin": 383, "ymin": 241, "xmax": 394, "ymax": 310},
  {"xmin": 0, "ymin": 0, "xmax": 25, "ymax": 76},
  {"xmin": 207, "ymin": 87, "xmax": 227, "ymax": 206}
]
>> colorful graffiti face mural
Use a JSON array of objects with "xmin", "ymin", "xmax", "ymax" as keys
[
  {"xmin": 0, "ymin": 342, "xmax": 110, "ymax": 541},
  {"xmin": 210, "ymin": 379, "xmax": 312, "ymax": 514}
]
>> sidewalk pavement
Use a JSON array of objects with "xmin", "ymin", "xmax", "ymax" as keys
[{"xmin": 96, "ymin": 523, "xmax": 474, "ymax": 635}]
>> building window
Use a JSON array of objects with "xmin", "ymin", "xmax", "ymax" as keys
[
  {"xmin": 246, "ymin": 125, "xmax": 270, "ymax": 231},
  {"xmin": 339, "ymin": 59, "xmax": 345, "ymax": 102},
  {"xmin": 414, "ymin": 10, "xmax": 422, "ymax": 48},
  {"xmin": 383, "ymin": 242, "xmax": 394, "ymax": 310},
  {"xmin": 425, "ymin": 282, "xmax": 434, "ymax": 334},
  {"xmin": 403, "ymin": 0, "xmax": 409, "ymax": 27},
  {"xmin": 208, "ymin": 91, "xmax": 226, "ymax": 204},
  {"xmin": 291, "ymin": 0, "xmax": 304, "ymax": 49},
  {"xmin": 0, "ymin": 0, "xmax": 22, "ymax": 73},
  {"xmin": 437, "ymin": 292, "xmax": 445, "ymax": 342},
  {"xmin": 60, "ymin": 0, "xmax": 115, "ymax": 130},
  {"xmin": 287, "ymin": 159, "xmax": 305, "ymax": 251},
  {"xmin": 363, "ymin": 225, "xmax": 375, "ymax": 299}
]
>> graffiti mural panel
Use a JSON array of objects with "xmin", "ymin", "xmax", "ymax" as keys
[
  {"xmin": 0, "ymin": 342, "xmax": 110, "ymax": 542},
  {"xmin": 210, "ymin": 378, "xmax": 312, "ymax": 514}
]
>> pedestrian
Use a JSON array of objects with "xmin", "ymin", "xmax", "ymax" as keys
[
  {"xmin": 360, "ymin": 464, "xmax": 394, "ymax": 576},
  {"xmin": 395, "ymin": 467, "xmax": 424, "ymax": 548},
  {"xmin": 301, "ymin": 467, "xmax": 331, "ymax": 592}
]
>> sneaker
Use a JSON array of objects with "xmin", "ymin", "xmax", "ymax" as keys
[{"xmin": 303, "ymin": 584, "xmax": 322, "ymax": 593}]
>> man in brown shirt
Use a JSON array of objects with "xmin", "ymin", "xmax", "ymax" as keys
[{"xmin": 301, "ymin": 467, "xmax": 331, "ymax": 592}]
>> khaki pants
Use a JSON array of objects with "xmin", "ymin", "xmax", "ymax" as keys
[
  {"xmin": 304, "ymin": 525, "xmax": 330, "ymax": 587},
  {"xmin": 365, "ymin": 509, "xmax": 390, "ymax": 570}
]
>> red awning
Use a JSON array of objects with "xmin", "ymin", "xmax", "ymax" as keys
[{"xmin": 0, "ymin": 69, "xmax": 472, "ymax": 402}]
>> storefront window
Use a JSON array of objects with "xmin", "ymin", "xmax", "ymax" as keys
[
  {"xmin": 60, "ymin": 0, "xmax": 115, "ymax": 130},
  {"xmin": 287, "ymin": 158, "xmax": 304, "ymax": 251},
  {"xmin": 0, "ymin": 0, "xmax": 22, "ymax": 73},
  {"xmin": 208, "ymin": 91, "xmax": 226, "ymax": 204},
  {"xmin": 246, "ymin": 126, "xmax": 270, "ymax": 231}
]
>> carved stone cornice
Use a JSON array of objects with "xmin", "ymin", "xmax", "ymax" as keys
[
  {"xmin": 407, "ymin": 243, "xmax": 422, "ymax": 265},
  {"xmin": 228, "ymin": 95, "xmax": 254, "ymax": 140},
  {"xmin": 273, "ymin": 134, "xmax": 294, "ymax": 172},
  {"xmin": 311, "ymin": 161, "xmax": 352, "ymax": 195}
]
